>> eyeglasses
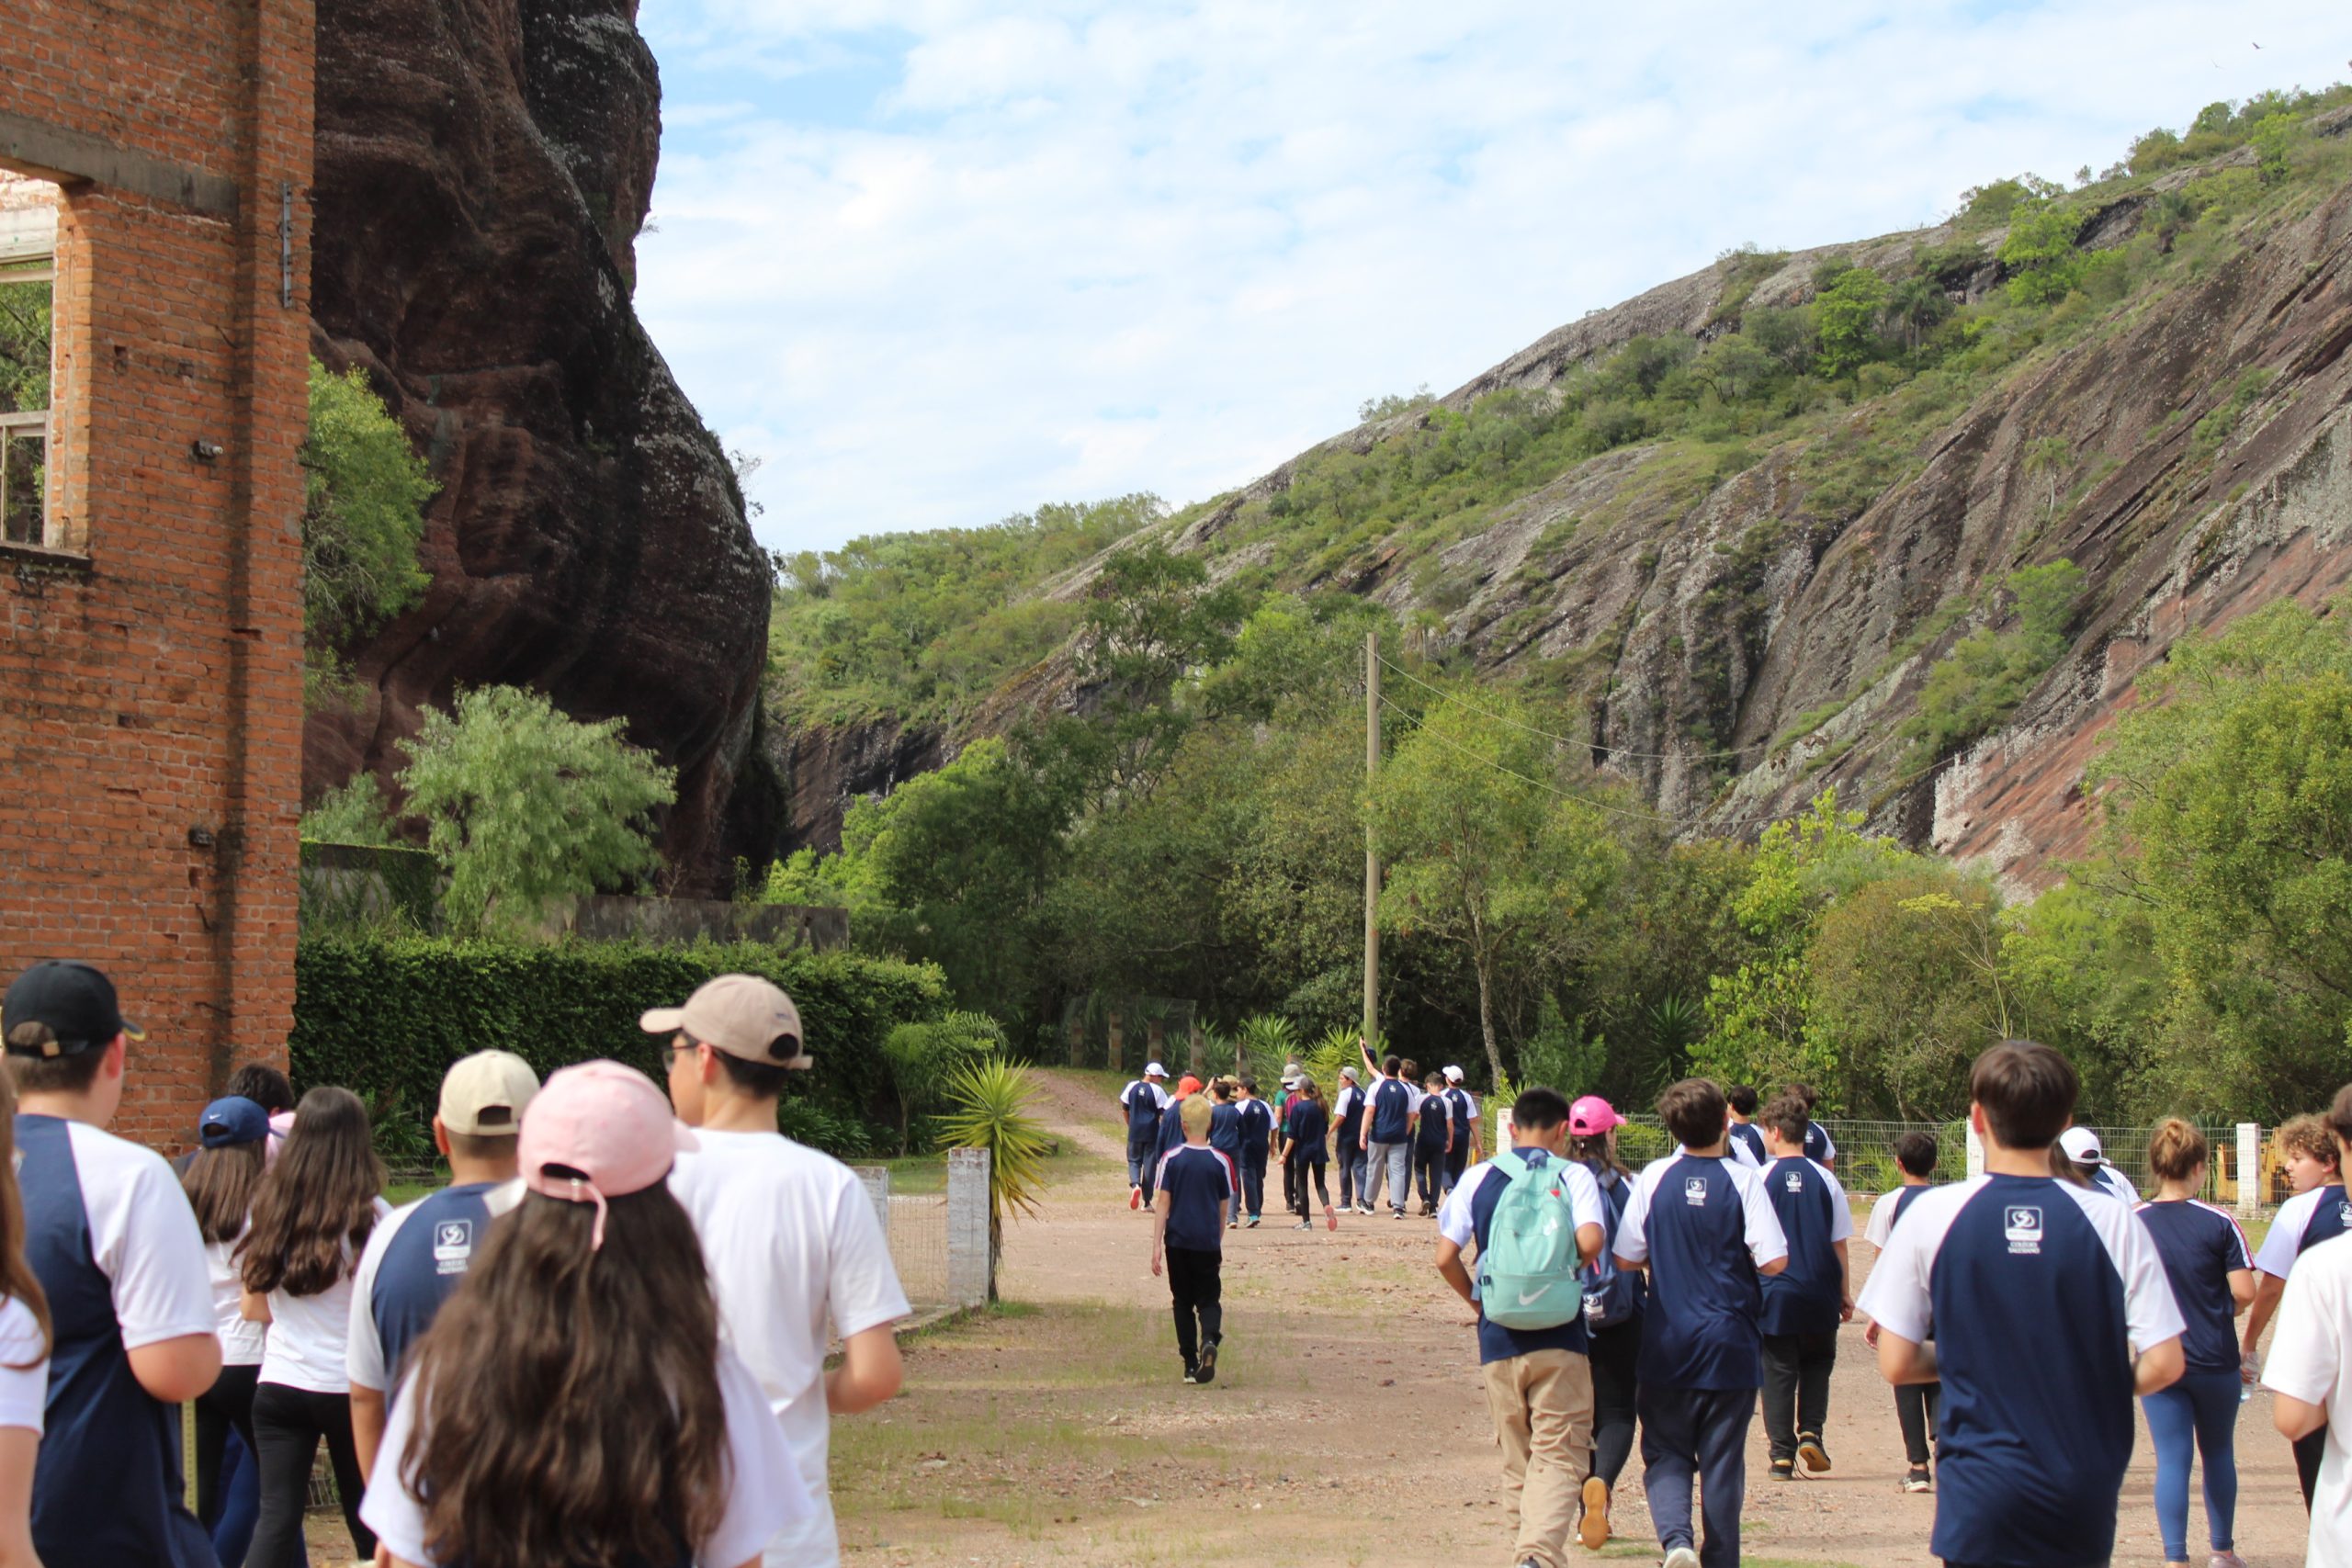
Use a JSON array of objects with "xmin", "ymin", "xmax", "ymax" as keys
[{"xmin": 666, "ymin": 1034, "xmax": 698, "ymax": 1058}]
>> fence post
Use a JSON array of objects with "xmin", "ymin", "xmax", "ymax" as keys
[
  {"xmin": 2237, "ymin": 1123, "xmax": 2261, "ymax": 1217},
  {"xmin": 1965, "ymin": 1118, "xmax": 1984, "ymax": 1179},
  {"xmin": 946, "ymin": 1146, "xmax": 992, "ymax": 1309},
  {"xmin": 852, "ymin": 1165, "xmax": 890, "ymax": 1235}
]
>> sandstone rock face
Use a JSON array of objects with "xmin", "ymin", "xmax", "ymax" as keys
[
  {"xmin": 769, "ymin": 717, "xmax": 948, "ymax": 856},
  {"xmin": 303, "ymin": 0, "xmax": 774, "ymax": 892}
]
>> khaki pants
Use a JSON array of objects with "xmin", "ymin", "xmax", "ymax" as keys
[{"xmin": 1481, "ymin": 1348, "xmax": 1595, "ymax": 1568}]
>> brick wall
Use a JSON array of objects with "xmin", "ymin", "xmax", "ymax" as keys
[{"xmin": 0, "ymin": 1, "xmax": 315, "ymax": 1149}]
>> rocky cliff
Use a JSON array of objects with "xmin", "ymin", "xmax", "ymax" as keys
[{"xmin": 303, "ymin": 0, "xmax": 775, "ymax": 892}]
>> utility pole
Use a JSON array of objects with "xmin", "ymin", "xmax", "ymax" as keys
[{"xmin": 1363, "ymin": 630, "xmax": 1380, "ymax": 1047}]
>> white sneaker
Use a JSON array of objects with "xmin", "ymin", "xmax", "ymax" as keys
[{"xmin": 1664, "ymin": 1549, "xmax": 1702, "ymax": 1568}]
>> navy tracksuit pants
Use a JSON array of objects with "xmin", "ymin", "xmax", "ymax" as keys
[{"xmin": 1637, "ymin": 1383, "xmax": 1754, "ymax": 1568}]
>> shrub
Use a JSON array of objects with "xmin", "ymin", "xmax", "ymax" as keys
[
  {"xmin": 291, "ymin": 933, "xmax": 949, "ymax": 1157},
  {"xmin": 301, "ymin": 360, "xmax": 434, "ymax": 647}
]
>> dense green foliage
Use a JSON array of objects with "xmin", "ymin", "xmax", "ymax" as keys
[
  {"xmin": 300, "ymin": 360, "xmax": 434, "ymax": 650},
  {"xmin": 937, "ymin": 1056, "xmax": 1051, "ymax": 1290},
  {"xmin": 0, "ymin": 272, "xmax": 48, "ymax": 414},
  {"xmin": 292, "ymin": 933, "xmax": 949, "ymax": 1155},
  {"xmin": 397, "ymin": 685, "xmax": 677, "ymax": 937},
  {"xmin": 300, "ymin": 774, "xmax": 395, "ymax": 847},
  {"xmin": 1898, "ymin": 560, "xmax": 2086, "ymax": 770}
]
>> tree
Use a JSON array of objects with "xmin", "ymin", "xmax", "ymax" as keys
[
  {"xmin": 2023, "ymin": 436, "xmax": 2073, "ymax": 518},
  {"xmin": 1370, "ymin": 689, "xmax": 1626, "ymax": 1087},
  {"xmin": 1808, "ymin": 872, "xmax": 2013, "ymax": 1117},
  {"xmin": 1886, "ymin": 276, "xmax": 1953, "ymax": 357},
  {"xmin": 396, "ymin": 685, "xmax": 676, "ymax": 937},
  {"xmin": 881, "ymin": 1011, "xmax": 1003, "ymax": 1154},
  {"xmin": 1998, "ymin": 202, "xmax": 2087, "ymax": 305},
  {"xmin": 300, "ymin": 773, "xmax": 392, "ymax": 846},
  {"xmin": 2252, "ymin": 112, "xmax": 2294, "ymax": 185},
  {"xmin": 300, "ymin": 360, "xmax": 435, "ymax": 649},
  {"xmin": 1813, "ymin": 266, "xmax": 1891, "ymax": 380}
]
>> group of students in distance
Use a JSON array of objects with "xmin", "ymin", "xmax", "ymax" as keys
[
  {"xmin": 0, "ymin": 959, "xmax": 913, "ymax": 1568},
  {"xmin": 1136, "ymin": 1038, "xmax": 2352, "ymax": 1568}
]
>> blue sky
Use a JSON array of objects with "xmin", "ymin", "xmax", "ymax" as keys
[{"xmin": 632, "ymin": 0, "xmax": 2348, "ymax": 555}]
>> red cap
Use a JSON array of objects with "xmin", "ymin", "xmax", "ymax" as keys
[{"xmin": 517, "ymin": 1061, "xmax": 697, "ymax": 1250}]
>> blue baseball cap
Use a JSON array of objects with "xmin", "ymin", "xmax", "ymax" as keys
[{"xmin": 199, "ymin": 1096, "xmax": 269, "ymax": 1149}]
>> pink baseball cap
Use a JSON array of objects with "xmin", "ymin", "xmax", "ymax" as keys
[
  {"xmin": 517, "ymin": 1060, "xmax": 697, "ymax": 1250},
  {"xmin": 1568, "ymin": 1095, "xmax": 1625, "ymax": 1137}
]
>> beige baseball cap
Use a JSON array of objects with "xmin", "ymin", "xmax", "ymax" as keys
[
  {"xmin": 438, "ymin": 1050, "xmax": 541, "ymax": 1136},
  {"xmin": 639, "ymin": 974, "xmax": 811, "ymax": 1070}
]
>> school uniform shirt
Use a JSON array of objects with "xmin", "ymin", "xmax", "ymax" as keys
[
  {"xmin": 0, "ymin": 1293, "xmax": 45, "ymax": 1434},
  {"xmin": 1862, "ymin": 1184, "xmax": 1935, "ymax": 1249},
  {"xmin": 2260, "ymin": 1234, "xmax": 2352, "ymax": 1568},
  {"xmin": 1446, "ymin": 1088, "xmax": 1478, "ymax": 1142},
  {"xmin": 2253, "ymin": 1181, "xmax": 2352, "ymax": 1280},
  {"xmin": 1366, "ymin": 1077, "xmax": 1414, "ymax": 1143},
  {"xmin": 1803, "ymin": 1121, "xmax": 1836, "ymax": 1166},
  {"xmin": 205, "ymin": 1231, "xmax": 266, "ymax": 1368},
  {"xmin": 2082, "ymin": 1164, "xmax": 2139, "ymax": 1204},
  {"xmin": 1758, "ymin": 1156, "xmax": 1852, "ymax": 1337},
  {"xmin": 358, "ymin": 1340, "xmax": 811, "ymax": 1568},
  {"xmin": 1154, "ymin": 1097, "xmax": 1190, "ymax": 1166},
  {"xmin": 1333, "ymin": 1085, "xmax": 1366, "ymax": 1145},
  {"xmin": 1614, "ymin": 1153, "xmax": 1788, "ymax": 1390},
  {"xmin": 1415, "ymin": 1100, "xmax": 1453, "ymax": 1153},
  {"xmin": 1208, "ymin": 1100, "xmax": 1243, "ymax": 1157},
  {"xmin": 1119, "ymin": 1080, "xmax": 1170, "ymax": 1148},
  {"xmin": 347, "ymin": 1179, "xmax": 526, "ymax": 1396},
  {"xmin": 1235, "ymin": 1099, "xmax": 1274, "ymax": 1157},
  {"xmin": 1678, "ymin": 1139, "xmax": 1766, "ymax": 1172},
  {"xmin": 1855, "ymin": 1172, "xmax": 2186, "ymax": 1568},
  {"xmin": 259, "ymin": 1195, "xmax": 394, "ymax": 1394},
  {"xmin": 1726, "ymin": 1121, "xmax": 1768, "ymax": 1169},
  {"xmin": 1438, "ymin": 1150, "xmax": 1607, "ymax": 1364},
  {"xmin": 1286, "ymin": 1100, "xmax": 1329, "ymax": 1162},
  {"xmin": 1156, "ymin": 1144, "xmax": 1237, "ymax": 1253},
  {"xmin": 2134, "ymin": 1198, "xmax": 2254, "ymax": 1376},
  {"xmin": 670, "ymin": 1128, "xmax": 912, "ymax": 1568}
]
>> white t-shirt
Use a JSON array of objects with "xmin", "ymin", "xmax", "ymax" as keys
[
  {"xmin": 50, "ymin": 1120, "xmax": 215, "ymax": 1353},
  {"xmin": 2263, "ymin": 1235, "xmax": 2352, "ymax": 1568},
  {"xmin": 669, "ymin": 1130, "xmax": 911, "ymax": 1568},
  {"xmin": 259, "ymin": 1195, "xmax": 392, "ymax": 1393},
  {"xmin": 2254, "ymin": 1184, "xmax": 2352, "ymax": 1280},
  {"xmin": 358, "ymin": 1340, "xmax": 808, "ymax": 1566},
  {"xmin": 0, "ymin": 1294, "xmax": 46, "ymax": 1434},
  {"xmin": 205, "ymin": 1235, "xmax": 266, "ymax": 1367}
]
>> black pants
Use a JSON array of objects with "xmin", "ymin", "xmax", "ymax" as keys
[
  {"xmin": 1896, "ymin": 1380, "xmax": 1940, "ymax": 1468},
  {"xmin": 1760, "ymin": 1330, "xmax": 1838, "ymax": 1461},
  {"xmin": 1280, "ymin": 1147, "xmax": 1297, "ymax": 1211},
  {"xmin": 1165, "ymin": 1246, "xmax": 1223, "ymax": 1371},
  {"xmin": 1290, "ymin": 1156, "xmax": 1329, "ymax": 1220},
  {"xmin": 1589, "ymin": 1318, "xmax": 1642, "ymax": 1488},
  {"xmin": 195, "ymin": 1362, "xmax": 261, "ymax": 1529},
  {"xmin": 1240, "ymin": 1149, "xmax": 1267, "ymax": 1218},
  {"xmin": 1415, "ymin": 1145, "xmax": 1448, "ymax": 1207},
  {"xmin": 251, "ymin": 1381, "xmax": 374, "ymax": 1568},
  {"xmin": 1446, "ymin": 1139, "xmax": 1471, "ymax": 1188},
  {"xmin": 2297, "ymin": 1425, "xmax": 2325, "ymax": 1508}
]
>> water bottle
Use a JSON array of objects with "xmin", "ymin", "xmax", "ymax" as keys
[{"xmin": 2241, "ymin": 1349, "xmax": 2260, "ymax": 1404}]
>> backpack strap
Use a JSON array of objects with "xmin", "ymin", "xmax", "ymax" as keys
[{"xmin": 1490, "ymin": 1149, "xmax": 1528, "ymax": 1183}]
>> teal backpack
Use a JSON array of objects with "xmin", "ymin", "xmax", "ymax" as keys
[{"xmin": 1477, "ymin": 1151, "xmax": 1586, "ymax": 1331}]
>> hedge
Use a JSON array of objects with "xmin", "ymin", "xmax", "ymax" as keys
[{"xmin": 292, "ymin": 934, "xmax": 949, "ymax": 1153}]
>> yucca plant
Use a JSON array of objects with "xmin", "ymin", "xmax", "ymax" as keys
[
  {"xmin": 1235, "ymin": 1014, "xmax": 1299, "ymax": 1080},
  {"xmin": 937, "ymin": 1056, "xmax": 1051, "ymax": 1298}
]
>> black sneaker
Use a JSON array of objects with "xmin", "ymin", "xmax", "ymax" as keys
[
  {"xmin": 1770, "ymin": 1457, "xmax": 1794, "ymax": 1482},
  {"xmin": 1182, "ymin": 1365, "xmax": 1199, "ymax": 1385},
  {"xmin": 1196, "ymin": 1340, "xmax": 1218, "ymax": 1384},
  {"xmin": 1798, "ymin": 1432, "xmax": 1832, "ymax": 1474},
  {"xmin": 1904, "ymin": 1465, "xmax": 1931, "ymax": 1494}
]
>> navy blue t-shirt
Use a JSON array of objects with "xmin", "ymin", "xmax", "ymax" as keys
[
  {"xmin": 1208, "ymin": 1101, "xmax": 1242, "ymax": 1156},
  {"xmin": 1156, "ymin": 1145, "xmax": 1235, "ymax": 1253},
  {"xmin": 1618, "ymin": 1154, "xmax": 1786, "ymax": 1391},
  {"xmin": 1367, "ymin": 1078, "xmax": 1413, "ymax": 1143},
  {"xmin": 1287, "ymin": 1100, "xmax": 1329, "ymax": 1162},
  {"xmin": 1154, "ymin": 1099, "xmax": 1188, "ymax": 1166},
  {"xmin": 1416, "ymin": 1097, "xmax": 1452, "ymax": 1152},
  {"xmin": 1758, "ymin": 1156, "xmax": 1849, "ymax": 1337},
  {"xmin": 1803, "ymin": 1121, "xmax": 1833, "ymax": 1165},
  {"xmin": 2135, "ymin": 1199, "xmax": 2253, "ymax": 1374},
  {"xmin": 1334, "ymin": 1085, "xmax": 1365, "ymax": 1144},
  {"xmin": 1727, "ymin": 1122, "xmax": 1767, "ymax": 1167},
  {"xmin": 1235, "ymin": 1099, "xmax": 1273, "ymax": 1156},
  {"xmin": 366, "ymin": 1182, "xmax": 503, "ymax": 1393}
]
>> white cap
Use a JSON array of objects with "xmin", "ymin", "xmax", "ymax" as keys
[
  {"xmin": 1442, "ymin": 1065, "xmax": 1464, "ymax": 1082},
  {"xmin": 1340, "ymin": 1066, "xmax": 1358, "ymax": 1081},
  {"xmin": 2059, "ymin": 1126, "xmax": 2104, "ymax": 1165},
  {"xmin": 1145, "ymin": 1062, "xmax": 1167, "ymax": 1078}
]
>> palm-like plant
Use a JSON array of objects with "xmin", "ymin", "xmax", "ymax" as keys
[
  {"xmin": 1234, "ymin": 1014, "xmax": 1300, "ymax": 1080},
  {"xmin": 937, "ymin": 1056, "xmax": 1051, "ymax": 1298}
]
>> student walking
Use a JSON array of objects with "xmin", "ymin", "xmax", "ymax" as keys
[
  {"xmin": 2060, "ymin": 1126, "xmax": 2142, "ymax": 1203},
  {"xmin": 1861, "ymin": 1130, "xmax": 1941, "ymax": 1491},
  {"xmin": 1208, "ymin": 1080, "xmax": 1243, "ymax": 1227},
  {"xmin": 6, "ymin": 960, "xmax": 220, "ymax": 1568},
  {"xmin": 2244, "ymin": 1109, "xmax": 2349, "ymax": 1508},
  {"xmin": 1442, "ymin": 1066, "xmax": 1481, "ymax": 1197},
  {"xmin": 2262, "ymin": 1084, "xmax": 2352, "ymax": 1568},
  {"xmin": 1333, "ymin": 1067, "xmax": 1369, "ymax": 1213},
  {"xmin": 1433, "ymin": 1088, "xmax": 1607, "ymax": 1568},
  {"xmin": 1569, "ymin": 1098, "xmax": 1643, "ymax": 1551},
  {"xmin": 1414, "ymin": 1072, "xmax": 1453, "ymax": 1217},
  {"xmin": 1613, "ymin": 1077, "xmax": 1790, "ymax": 1568},
  {"xmin": 2133, "ymin": 1117, "xmax": 2255, "ymax": 1568},
  {"xmin": 1858, "ymin": 1041, "xmax": 2186, "ymax": 1568},
  {"xmin": 1784, "ymin": 1084, "xmax": 1837, "ymax": 1169},
  {"xmin": 1756, "ymin": 1093, "xmax": 1854, "ymax": 1481},
  {"xmin": 181, "ymin": 1095, "xmax": 271, "ymax": 1565},
  {"xmin": 1155, "ymin": 1074, "xmax": 1204, "ymax": 1171},
  {"xmin": 346, "ymin": 1050, "xmax": 538, "ymax": 1482},
  {"xmin": 0, "ymin": 1069, "xmax": 52, "ymax": 1568},
  {"xmin": 1285, "ymin": 1081, "xmax": 1338, "ymax": 1230},
  {"xmin": 1360, "ymin": 1055, "xmax": 1417, "ymax": 1219},
  {"xmin": 1235, "ymin": 1079, "xmax": 1273, "ymax": 1228},
  {"xmin": 1724, "ymin": 1087, "xmax": 1768, "ymax": 1169},
  {"xmin": 1122, "ymin": 1064, "xmax": 1171, "ymax": 1209},
  {"xmin": 240, "ymin": 1085, "xmax": 391, "ymax": 1568},
  {"xmin": 357, "ymin": 1060, "xmax": 809, "ymax": 1568},
  {"xmin": 1151, "ymin": 1095, "xmax": 1235, "ymax": 1384},
  {"xmin": 655, "ymin": 974, "xmax": 910, "ymax": 1568}
]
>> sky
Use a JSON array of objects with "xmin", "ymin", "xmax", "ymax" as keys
[{"xmin": 631, "ymin": 0, "xmax": 2349, "ymax": 556}]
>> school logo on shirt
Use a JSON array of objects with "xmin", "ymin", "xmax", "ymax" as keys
[
  {"xmin": 1683, "ymin": 1176, "xmax": 1709, "ymax": 1205},
  {"xmin": 1783, "ymin": 1169, "xmax": 1804, "ymax": 1193},
  {"xmin": 433, "ymin": 1218, "xmax": 475, "ymax": 1276},
  {"xmin": 2004, "ymin": 1205, "xmax": 2042, "ymax": 1255}
]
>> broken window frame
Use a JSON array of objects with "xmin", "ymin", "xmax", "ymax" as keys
[{"xmin": 0, "ymin": 201, "xmax": 56, "ymax": 549}]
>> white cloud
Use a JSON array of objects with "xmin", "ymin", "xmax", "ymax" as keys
[{"xmin": 632, "ymin": 0, "xmax": 2350, "ymax": 552}]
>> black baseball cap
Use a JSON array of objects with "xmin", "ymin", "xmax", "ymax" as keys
[{"xmin": 2, "ymin": 961, "xmax": 143, "ymax": 1058}]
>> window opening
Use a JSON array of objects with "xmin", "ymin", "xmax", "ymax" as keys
[{"xmin": 0, "ymin": 197, "xmax": 54, "ymax": 547}]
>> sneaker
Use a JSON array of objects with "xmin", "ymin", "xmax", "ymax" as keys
[
  {"xmin": 1904, "ymin": 1466, "xmax": 1932, "ymax": 1494},
  {"xmin": 1665, "ymin": 1549, "xmax": 1702, "ymax": 1568},
  {"xmin": 1129, "ymin": 1186, "xmax": 1143, "ymax": 1211},
  {"xmin": 1770, "ymin": 1457, "xmax": 1795, "ymax": 1482},
  {"xmin": 1798, "ymin": 1432, "xmax": 1832, "ymax": 1474},
  {"xmin": 1182, "ymin": 1366, "xmax": 1198, "ymax": 1385},
  {"xmin": 2209, "ymin": 1553, "xmax": 2248, "ymax": 1568},
  {"xmin": 1294, "ymin": 1220, "xmax": 1313, "ymax": 1230},
  {"xmin": 1392, "ymin": 1208, "xmax": 1408, "ymax": 1219},
  {"xmin": 1196, "ymin": 1340, "xmax": 1218, "ymax": 1384},
  {"xmin": 1227, "ymin": 1219, "xmax": 1238, "ymax": 1230},
  {"xmin": 1247, "ymin": 1215, "xmax": 1261, "ymax": 1228},
  {"xmin": 1325, "ymin": 1201, "xmax": 1340, "ymax": 1231},
  {"xmin": 1577, "ymin": 1474, "xmax": 1611, "ymax": 1550}
]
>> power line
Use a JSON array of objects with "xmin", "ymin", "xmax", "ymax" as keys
[
  {"xmin": 1373, "ymin": 693, "xmax": 1678, "ymax": 826},
  {"xmin": 1374, "ymin": 652, "xmax": 1756, "ymax": 762}
]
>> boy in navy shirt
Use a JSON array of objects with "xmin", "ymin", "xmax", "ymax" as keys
[
  {"xmin": 1724, "ymin": 1085, "xmax": 1768, "ymax": 1169},
  {"xmin": 1234, "ymin": 1078, "xmax": 1273, "ymax": 1229},
  {"xmin": 1614, "ymin": 1078, "xmax": 1788, "ymax": 1568},
  {"xmin": 1151, "ymin": 1094, "xmax": 1235, "ymax": 1385},
  {"xmin": 1755, "ymin": 1093, "xmax": 1853, "ymax": 1480},
  {"xmin": 1207, "ymin": 1080, "xmax": 1242, "ymax": 1229},
  {"xmin": 1861, "ymin": 1129, "xmax": 1941, "ymax": 1492},
  {"xmin": 1414, "ymin": 1072, "xmax": 1453, "ymax": 1217},
  {"xmin": 1332, "ymin": 1066, "xmax": 1368, "ymax": 1213},
  {"xmin": 1359, "ymin": 1054, "xmax": 1417, "ymax": 1219},
  {"xmin": 1785, "ymin": 1082, "xmax": 1837, "ymax": 1169},
  {"xmin": 1442, "ymin": 1066, "xmax": 1481, "ymax": 1196},
  {"xmin": 1120, "ymin": 1065, "xmax": 1170, "ymax": 1210},
  {"xmin": 1859, "ymin": 1041, "xmax": 2185, "ymax": 1568}
]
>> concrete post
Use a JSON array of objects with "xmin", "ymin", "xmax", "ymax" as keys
[
  {"xmin": 2238, "ymin": 1122, "xmax": 2261, "ymax": 1216},
  {"xmin": 1965, "ymin": 1118, "xmax": 1984, "ymax": 1179},
  {"xmin": 947, "ymin": 1146, "xmax": 993, "ymax": 1308},
  {"xmin": 853, "ymin": 1165, "xmax": 889, "ymax": 1235}
]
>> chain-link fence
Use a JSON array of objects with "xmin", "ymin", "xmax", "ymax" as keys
[{"xmin": 884, "ymin": 1188, "xmax": 952, "ymax": 1309}]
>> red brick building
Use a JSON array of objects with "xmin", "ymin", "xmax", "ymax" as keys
[{"xmin": 0, "ymin": 2, "xmax": 314, "ymax": 1145}]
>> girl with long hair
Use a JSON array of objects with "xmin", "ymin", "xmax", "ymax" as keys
[
  {"xmin": 1, "ymin": 1069, "xmax": 56, "ymax": 1568},
  {"xmin": 360, "ymin": 1060, "xmax": 805, "ymax": 1568},
  {"xmin": 238, "ymin": 1085, "xmax": 388, "ymax": 1567},
  {"xmin": 1285, "ymin": 1080, "xmax": 1337, "ymax": 1230},
  {"xmin": 182, "ymin": 1096, "xmax": 271, "ymax": 1565}
]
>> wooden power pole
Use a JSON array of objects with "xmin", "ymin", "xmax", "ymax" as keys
[{"xmin": 1363, "ymin": 630, "xmax": 1380, "ymax": 1047}]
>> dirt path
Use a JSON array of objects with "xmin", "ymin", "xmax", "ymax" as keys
[{"xmin": 834, "ymin": 1074, "xmax": 2312, "ymax": 1568}]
